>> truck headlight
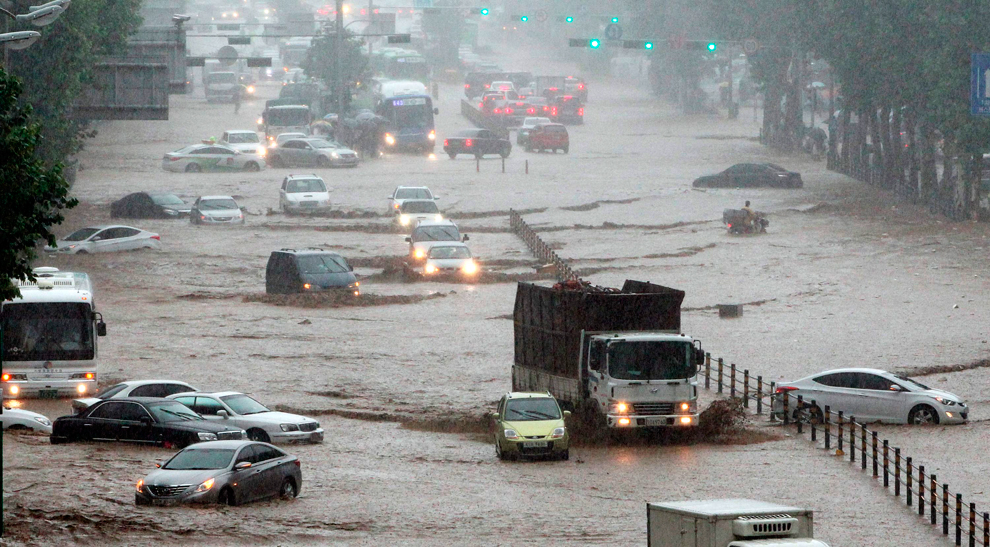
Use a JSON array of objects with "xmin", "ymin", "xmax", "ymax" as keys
[
  {"xmin": 550, "ymin": 427, "xmax": 565, "ymax": 439},
  {"xmin": 504, "ymin": 429, "xmax": 519, "ymax": 439},
  {"xmin": 385, "ymin": 133, "xmax": 395, "ymax": 145},
  {"xmin": 609, "ymin": 402, "xmax": 629, "ymax": 414},
  {"xmin": 678, "ymin": 401, "xmax": 697, "ymax": 413},
  {"xmin": 197, "ymin": 432, "xmax": 218, "ymax": 441}
]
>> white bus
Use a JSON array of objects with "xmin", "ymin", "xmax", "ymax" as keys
[{"xmin": 1, "ymin": 267, "xmax": 107, "ymax": 399}]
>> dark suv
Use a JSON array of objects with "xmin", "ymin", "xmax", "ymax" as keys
[{"xmin": 265, "ymin": 248, "xmax": 360, "ymax": 295}]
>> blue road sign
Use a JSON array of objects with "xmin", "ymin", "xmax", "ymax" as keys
[
  {"xmin": 971, "ymin": 53, "xmax": 990, "ymax": 116},
  {"xmin": 604, "ymin": 23, "xmax": 622, "ymax": 41}
]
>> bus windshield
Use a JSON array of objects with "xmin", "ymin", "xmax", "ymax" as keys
[
  {"xmin": 378, "ymin": 96, "xmax": 434, "ymax": 132},
  {"xmin": 1, "ymin": 302, "xmax": 94, "ymax": 361},
  {"xmin": 607, "ymin": 341, "xmax": 695, "ymax": 381}
]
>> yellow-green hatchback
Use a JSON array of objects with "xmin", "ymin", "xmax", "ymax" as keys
[{"xmin": 492, "ymin": 392, "xmax": 570, "ymax": 461}]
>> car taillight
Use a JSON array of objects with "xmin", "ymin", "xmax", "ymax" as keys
[
  {"xmin": 478, "ymin": 102, "xmax": 483, "ymax": 108},
  {"xmin": 443, "ymin": 139, "xmax": 448, "ymax": 146},
  {"xmin": 578, "ymin": 83, "xmax": 585, "ymax": 90},
  {"xmin": 151, "ymin": 235, "xmax": 160, "ymax": 240},
  {"xmin": 551, "ymin": 106, "xmax": 558, "ymax": 116},
  {"xmin": 493, "ymin": 108, "xmax": 501, "ymax": 114},
  {"xmin": 578, "ymin": 107, "xmax": 584, "ymax": 116},
  {"xmin": 293, "ymin": 459, "xmax": 301, "ymax": 467},
  {"xmin": 168, "ymin": 156, "xmax": 181, "ymax": 161},
  {"xmin": 505, "ymin": 107, "xmax": 513, "ymax": 114},
  {"xmin": 527, "ymin": 108, "xmax": 535, "ymax": 114},
  {"xmin": 465, "ymin": 139, "xmax": 473, "ymax": 147},
  {"xmin": 549, "ymin": 87, "xmax": 558, "ymax": 91},
  {"xmin": 464, "ymin": 84, "xmax": 469, "ymax": 88},
  {"xmin": 775, "ymin": 386, "xmax": 799, "ymax": 394},
  {"xmin": 542, "ymin": 106, "xmax": 549, "ymax": 112},
  {"xmin": 484, "ymin": 84, "xmax": 490, "ymax": 88}
]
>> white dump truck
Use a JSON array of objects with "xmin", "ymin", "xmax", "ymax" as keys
[{"xmin": 647, "ymin": 499, "xmax": 831, "ymax": 547}]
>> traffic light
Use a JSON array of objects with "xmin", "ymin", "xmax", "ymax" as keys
[
  {"xmin": 520, "ymin": 15, "xmax": 528, "ymax": 22},
  {"xmin": 611, "ymin": 16, "xmax": 619, "ymax": 23},
  {"xmin": 644, "ymin": 41, "xmax": 654, "ymax": 50},
  {"xmin": 707, "ymin": 42, "xmax": 717, "ymax": 52},
  {"xmin": 387, "ymin": 34, "xmax": 411, "ymax": 44},
  {"xmin": 565, "ymin": 16, "xmax": 573, "ymax": 23},
  {"xmin": 622, "ymin": 40, "xmax": 655, "ymax": 50},
  {"xmin": 589, "ymin": 38, "xmax": 601, "ymax": 49},
  {"xmin": 480, "ymin": 8, "xmax": 489, "ymax": 15}
]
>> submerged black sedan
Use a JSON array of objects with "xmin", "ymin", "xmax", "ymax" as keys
[
  {"xmin": 692, "ymin": 163, "xmax": 803, "ymax": 188},
  {"xmin": 50, "ymin": 398, "xmax": 245, "ymax": 448}
]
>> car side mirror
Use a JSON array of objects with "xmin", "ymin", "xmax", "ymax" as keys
[
  {"xmin": 462, "ymin": 234, "xmax": 469, "ymax": 241},
  {"xmin": 235, "ymin": 461, "xmax": 252, "ymax": 470},
  {"xmin": 97, "ymin": 321, "xmax": 107, "ymax": 337},
  {"xmin": 155, "ymin": 462, "xmax": 163, "ymax": 468},
  {"xmin": 348, "ymin": 265, "xmax": 354, "ymax": 271},
  {"xmin": 434, "ymin": 196, "xmax": 440, "ymax": 200},
  {"xmin": 433, "ymin": 107, "xmax": 439, "ymax": 115},
  {"xmin": 91, "ymin": 237, "xmax": 102, "ymax": 242},
  {"xmin": 890, "ymin": 384, "xmax": 905, "ymax": 392},
  {"xmin": 563, "ymin": 410, "xmax": 571, "ymax": 418},
  {"xmin": 218, "ymin": 410, "xmax": 229, "ymax": 419},
  {"xmin": 405, "ymin": 237, "xmax": 411, "ymax": 243}
]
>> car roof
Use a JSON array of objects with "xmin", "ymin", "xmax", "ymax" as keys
[
  {"xmin": 118, "ymin": 379, "xmax": 194, "ymax": 387},
  {"xmin": 103, "ymin": 397, "xmax": 181, "ymax": 404},
  {"xmin": 413, "ymin": 220, "xmax": 457, "ymax": 228},
  {"xmin": 173, "ymin": 391, "xmax": 243, "ymax": 398},
  {"xmin": 198, "ymin": 195, "xmax": 236, "ymax": 201},
  {"xmin": 285, "ymin": 174, "xmax": 324, "ymax": 180},
  {"xmin": 182, "ymin": 440, "xmax": 259, "ymax": 449},
  {"xmin": 394, "ymin": 185, "xmax": 431, "ymax": 190},
  {"xmin": 274, "ymin": 247, "xmax": 344, "ymax": 256},
  {"xmin": 225, "ymin": 130, "xmax": 257, "ymax": 134},
  {"xmin": 806, "ymin": 368, "xmax": 893, "ymax": 376},
  {"xmin": 505, "ymin": 392, "xmax": 556, "ymax": 400}
]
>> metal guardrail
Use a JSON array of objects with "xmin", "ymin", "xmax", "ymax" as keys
[
  {"xmin": 460, "ymin": 99, "xmax": 509, "ymax": 138},
  {"xmin": 701, "ymin": 353, "xmax": 988, "ymax": 546},
  {"xmin": 508, "ymin": 209, "xmax": 579, "ymax": 282}
]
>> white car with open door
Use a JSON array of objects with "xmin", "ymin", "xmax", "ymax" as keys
[
  {"xmin": 772, "ymin": 368, "xmax": 968, "ymax": 425},
  {"xmin": 169, "ymin": 391, "xmax": 323, "ymax": 444}
]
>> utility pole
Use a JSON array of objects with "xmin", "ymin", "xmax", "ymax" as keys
[
  {"xmin": 367, "ymin": 0, "xmax": 373, "ymax": 57},
  {"xmin": 334, "ymin": 0, "xmax": 344, "ymax": 114}
]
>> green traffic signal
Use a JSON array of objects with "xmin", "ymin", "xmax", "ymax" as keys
[
  {"xmin": 589, "ymin": 38, "xmax": 601, "ymax": 49},
  {"xmin": 644, "ymin": 41, "xmax": 654, "ymax": 50},
  {"xmin": 611, "ymin": 16, "xmax": 619, "ymax": 23},
  {"xmin": 480, "ymin": 8, "xmax": 489, "ymax": 15},
  {"xmin": 565, "ymin": 16, "xmax": 573, "ymax": 23},
  {"xmin": 520, "ymin": 15, "xmax": 528, "ymax": 22},
  {"xmin": 707, "ymin": 42, "xmax": 717, "ymax": 51}
]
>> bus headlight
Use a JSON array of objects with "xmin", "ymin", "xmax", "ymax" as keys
[
  {"xmin": 9, "ymin": 385, "xmax": 19, "ymax": 395},
  {"xmin": 77, "ymin": 384, "xmax": 87, "ymax": 394},
  {"xmin": 385, "ymin": 133, "xmax": 395, "ymax": 146}
]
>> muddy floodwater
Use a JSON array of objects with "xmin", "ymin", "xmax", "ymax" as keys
[{"xmin": 4, "ymin": 32, "xmax": 988, "ymax": 547}]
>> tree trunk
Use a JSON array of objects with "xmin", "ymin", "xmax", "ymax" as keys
[
  {"xmin": 839, "ymin": 107, "xmax": 852, "ymax": 172},
  {"xmin": 919, "ymin": 122, "xmax": 937, "ymax": 205},
  {"xmin": 904, "ymin": 109, "xmax": 920, "ymax": 201},
  {"xmin": 781, "ymin": 51, "xmax": 803, "ymax": 152},
  {"xmin": 890, "ymin": 106, "xmax": 905, "ymax": 195},
  {"xmin": 939, "ymin": 136, "xmax": 956, "ymax": 218},
  {"xmin": 855, "ymin": 109, "xmax": 869, "ymax": 179},
  {"xmin": 877, "ymin": 105, "xmax": 892, "ymax": 189}
]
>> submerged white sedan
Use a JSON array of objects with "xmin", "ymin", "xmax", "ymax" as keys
[
  {"xmin": 773, "ymin": 368, "xmax": 968, "ymax": 425},
  {"xmin": 162, "ymin": 143, "xmax": 265, "ymax": 173},
  {"xmin": 169, "ymin": 392, "xmax": 324, "ymax": 444},
  {"xmin": 45, "ymin": 225, "xmax": 162, "ymax": 254}
]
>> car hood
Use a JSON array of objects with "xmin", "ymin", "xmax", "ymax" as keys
[
  {"xmin": 143, "ymin": 468, "xmax": 223, "ymax": 487},
  {"xmin": 285, "ymin": 192, "xmax": 330, "ymax": 203},
  {"xmin": 300, "ymin": 271, "xmax": 356, "ymax": 288},
  {"xmin": 231, "ymin": 411, "xmax": 316, "ymax": 425},
  {"xmin": 162, "ymin": 420, "xmax": 243, "ymax": 433},
  {"xmin": 426, "ymin": 257, "xmax": 471, "ymax": 268},
  {"xmin": 226, "ymin": 143, "xmax": 262, "ymax": 153},
  {"xmin": 4, "ymin": 407, "xmax": 50, "ymax": 422},
  {"xmin": 502, "ymin": 420, "xmax": 563, "ymax": 437},
  {"xmin": 327, "ymin": 147, "xmax": 357, "ymax": 155},
  {"xmin": 163, "ymin": 205, "xmax": 193, "ymax": 214},
  {"xmin": 200, "ymin": 208, "xmax": 241, "ymax": 218}
]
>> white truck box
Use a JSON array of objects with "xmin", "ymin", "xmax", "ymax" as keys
[{"xmin": 647, "ymin": 499, "xmax": 830, "ymax": 547}]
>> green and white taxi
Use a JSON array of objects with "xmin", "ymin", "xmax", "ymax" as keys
[
  {"xmin": 162, "ymin": 143, "xmax": 265, "ymax": 173},
  {"xmin": 492, "ymin": 392, "xmax": 570, "ymax": 461}
]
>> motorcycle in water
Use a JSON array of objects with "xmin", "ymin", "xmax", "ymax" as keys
[{"xmin": 723, "ymin": 208, "xmax": 769, "ymax": 234}]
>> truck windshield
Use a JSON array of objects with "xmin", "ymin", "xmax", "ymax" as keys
[
  {"xmin": 505, "ymin": 398, "xmax": 561, "ymax": 421},
  {"xmin": 268, "ymin": 108, "xmax": 311, "ymax": 126},
  {"xmin": 1, "ymin": 302, "xmax": 94, "ymax": 361},
  {"xmin": 608, "ymin": 341, "xmax": 694, "ymax": 381}
]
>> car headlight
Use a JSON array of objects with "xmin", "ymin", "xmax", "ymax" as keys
[
  {"xmin": 34, "ymin": 417, "xmax": 51, "ymax": 426},
  {"xmin": 197, "ymin": 432, "xmax": 218, "ymax": 441},
  {"xmin": 280, "ymin": 423, "xmax": 300, "ymax": 432},
  {"xmin": 434, "ymin": 214, "xmax": 443, "ymax": 221},
  {"xmin": 385, "ymin": 133, "xmax": 395, "ymax": 145},
  {"xmin": 424, "ymin": 264, "xmax": 438, "ymax": 274},
  {"xmin": 414, "ymin": 249, "xmax": 425, "ymax": 259},
  {"xmin": 331, "ymin": 152, "xmax": 340, "ymax": 158},
  {"xmin": 163, "ymin": 208, "xmax": 178, "ymax": 216},
  {"xmin": 257, "ymin": 147, "xmax": 267, "ymax": 157},
  {"xmin": 246, "ymin": 85, "xmax": 255, "ymax": 94},
  {"xmin": 462, "ymin": 260, "xmax": 478, "ymax": 274},
  {"xmin": 257, "ymin": 117, "xmax": 263, "ymax": 125},
  {"xmin": 399, "ymin": 214, "xmax": 410, "ymax": 225},
  {"xmin": 136, "ymin": 479, "xmax": 144, "ymax": 493},
  {"xmin": 194, "ymin": 477, "xmax": 215, "ymax": 493},
  {"xmin": 550, "ymin": 427, "xmax": 566, "ymax": 439},
  {"xmin": 504, "ymin": 429, "xmax": 519, "ymax": 439},
  {"xmin": 935, "ymin": 397, "xmax": 957, "ymax": 406},
  {"xmin": 609, "ymin": 402, "xmax": 629, "ymax": 414}
]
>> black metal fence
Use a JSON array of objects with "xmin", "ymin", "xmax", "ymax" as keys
[
  {"xmin": 508, "ymin": 209, "xmax": 579, "ymax": 282},
  {"xmin": 700, "ymin": 353, "xmax": 988, "ymax": 547}
]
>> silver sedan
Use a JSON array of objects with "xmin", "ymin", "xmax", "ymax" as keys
[
  {"xmin": 45, "ymin": 225, "xmax": 162, "ymax": 254},
  {"xmin": 136, "ymin": 440, "xmax": 302, "ymax": 506}
]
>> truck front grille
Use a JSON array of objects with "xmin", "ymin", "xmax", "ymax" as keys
[{"xmin": 633, "ymin": 403, "xmax": 674, "ymax": 415}]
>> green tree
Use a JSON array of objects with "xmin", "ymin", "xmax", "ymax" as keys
[
  {"xmin": 0, "ymin": 69, "xmax": 78, "ymax": 300},
  {"xmin": 4, "ymin": 0, "xmax": 143, "ymax": 166},
  {"xmin": 303, "ymin": 29, "xmax": 370, "ymax": 113}
]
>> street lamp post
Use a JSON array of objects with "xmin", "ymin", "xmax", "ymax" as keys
[
  {"xmin": 334, "ymin": 0, "xmax": 343, "ymax": 114},
  {"xmin": 1, "ymin": 0, "xmax": 69, "ymax": 68}
]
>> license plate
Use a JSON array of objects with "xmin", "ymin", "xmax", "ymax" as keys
[
  {"xmin": 39, "ymin": 390, "xmax": 59, "ymax": 399},
  {"xmin": 646, "ymin": 417, "xmax": 668, "ymax": 426},
  {"xmin": 522, "ymin": 441, "xmax": 548, "ymax": 448},
  {"xmin": 151, "ymin": 498, "xmax": 179, "ymax": 507}
]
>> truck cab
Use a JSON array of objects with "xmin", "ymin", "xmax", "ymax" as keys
[{"xmin": 586, "ymin": 332, "xmax": 703, "ymax": 428}]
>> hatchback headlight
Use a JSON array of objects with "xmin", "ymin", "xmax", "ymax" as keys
[
  {"xmin": 197, "ymin": 432, "xmax": 217, "ymax": 441},
  {"xmin": 195, "ymin": 477, "xmax": 215, "ymax": 493},
  {"xmin": 462, "ymin": 261, "xmax": 478, "ymax": 275},
  {"xmin": 280, "ymin": 423, "xmax": 300, "ymax": 432},
  {"xmin": 550, "ymin": 427, "xmax": 566, "ymax": 439},
  {"xmin": 504, "ymin": 429, "xmax": 519, "ymax": 439}
]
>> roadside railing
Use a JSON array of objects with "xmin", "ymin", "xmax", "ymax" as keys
[
  {"xmin": 700, "ymin": 353, "xmax": 988, "ymax": 547},
  {"xmin": 460, "ymin": 99, "xmax": 509, "ymax": 138},
  {"xmin": 508, "ymin": 209, "xmax": 579, "ymax": 282}
]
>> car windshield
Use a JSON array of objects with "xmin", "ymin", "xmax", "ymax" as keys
[
  {"xmin": 220, "ymin": 394, "xmax": 270, "ymax": 415},
  {"xmin": 402, "ymin": 201, "xmax": 439, "ymax": 214},
  {"xmin": 310, "ymin": 140, "xmax": 340, "ymax": 149},
  {"xmin": 505, "ymin": 398, "xmax": 561, "ymax": 421},
  {"xmin": 163, "ymin": 448, "xmax": 235, "ymax": 470},
  {"xmin": 226, "ymin": 133, "xmax": 259, "ymax": 144},
  {"xmin": 286, "ymin": 179, "xmax": 327, "ymax": 193},
  {"xmin": 63, "ymin": 228, "xmax": 101, "ymax": 241},
  {"xmin": 296, "ymin": 254, "xmax": 350, "ymax": 274},
  {"xmin": 395, "ymin": 188, "xmax": 432, "ymax": 200},
  {"xmin": 608, "ymin": 341, "xmax": 695, "ymax": 381},
  {"xmin": 894, "ymin": 374, "xmax": 930, "ymax": 391},
  {"xmin": 428, "ymin": 246, "xmax": 470, "ymax": 259},
  {"xmin": 412, "ymin": 225, "xmax": 459, "ymax": 242},
  {"xmin": 198, "ymin": 199, "xmax": 238, "ymax": 211},
  {"xmin": 148, "ymin": 402, "xmax": 203, "ymax": 422},
  {"xmin": 150, "ymin": 194, "xmax": 185, "ymax": 206}
]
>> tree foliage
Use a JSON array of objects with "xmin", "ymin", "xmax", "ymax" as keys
[
  {"xmin": 303, "ymin": 29, "xmax": 370, "ymax": 113},
  {"xmin": 0, "ymin": 69, "xmax": 78, "ymax": 300}
]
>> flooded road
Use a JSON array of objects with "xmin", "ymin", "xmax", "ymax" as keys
[{"xmin": 4, "ymin": 31, "xmax": 988, "ymax": 547}]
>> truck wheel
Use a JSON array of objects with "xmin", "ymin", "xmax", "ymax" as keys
[{"xmin": 448, "ymin": 152, "xmax": 456, "ymax": 160}]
